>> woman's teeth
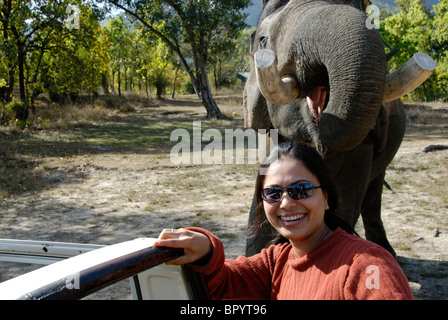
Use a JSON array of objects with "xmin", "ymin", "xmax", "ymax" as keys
[{"xmin": 280, "ymin": 214, "xmax": 305, "ymax": 221}]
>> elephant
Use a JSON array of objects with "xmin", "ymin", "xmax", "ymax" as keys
[{"xmin": 243, "ymin": 0, "xmax": 436, "ymax": 258}]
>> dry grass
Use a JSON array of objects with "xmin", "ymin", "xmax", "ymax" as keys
[
  {"xmin": 27, "ymin": 94, "xmax": 143, "ymax": 131},
  {"xmin": 0, "ymin": 91, "xmax": 248, "ymax": 198},
  {"xmin": 404, "ymin": 102, "xmax": 448, "ymax": 127}
]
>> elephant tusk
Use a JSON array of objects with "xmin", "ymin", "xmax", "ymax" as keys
[
  {"xmin": 254, "ymin": 49, "xmax": 300, "ymax": 106},
  {"xmin": 383, "ymin": 53, "xmax": 436, "ymax": 102}
]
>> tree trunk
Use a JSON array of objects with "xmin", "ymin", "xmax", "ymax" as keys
[
  {"xmin": 194, "ymin": 62, "xmax": 226, "ymax": 119},
  {"xmin": 118, "ymin": 67, "xmax": 121, "ymax": 97},
  {"xmin": 200, "ymin": 87, "xmax": 225, "ymax": 119},
  {"xmin": 17, "ymin": 45, "xmax": 29, "ymax": 121},
  {"xmin": 111, "ymin": 71, "xmax": 114, "ymax": 93},
  {"xmin": 156, "ymin": 80, "xmax": 163, "ymax": 100},
  {"xmin": 18, "ymin": 49, "xmax": 26, "ymax": 102},
  {"xmin": 213, "ymin": 65, "xmax": 218, "ymax": 91},
  {"xmin": 124, "ymin": 66, "xmax": 128, "ymax": 92},
  {"xmin": 145, "ymin": 71, "xmax": 149, "ymax": 99},
  {"xmin": 102, "ymin": 73, "xmax": 110, "ymax": 94},
  {"xmin": 5, "ymin": 69, "xmax": 14, "ymax": 103},
  {"xmin": 171, "ymin": 67, "xmax": 178, "ymax": 99}
]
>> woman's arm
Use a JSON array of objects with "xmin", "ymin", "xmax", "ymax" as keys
[
  {"xmin": 344, "ymin": 246, "xmax": 414, "ymax": 300},
  {"xmin": 154, "ymin": 227, "xmax": 274, "ymax": 299}
]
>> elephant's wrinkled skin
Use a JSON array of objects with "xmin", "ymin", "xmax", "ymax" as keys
[{"xmin": 244, "ymin": 0, "xmax": 408, "ymax": 258}]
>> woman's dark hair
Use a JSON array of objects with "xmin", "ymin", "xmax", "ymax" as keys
[{"xmin": 250, "ymin": 142, "xmax": 356, "ymax": 245}]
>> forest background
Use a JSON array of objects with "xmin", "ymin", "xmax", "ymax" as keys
[{"xmin": 0, "ymin": 0, "xmax": 447, "ymax": 128}]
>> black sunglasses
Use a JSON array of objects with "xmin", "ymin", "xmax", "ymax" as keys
[{"xmin": 261, "ymin": 182, "xmax": 321, "ymax": 203}]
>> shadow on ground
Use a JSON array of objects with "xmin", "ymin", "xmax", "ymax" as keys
[{"xmin": 398, "ymin": 256, "xmax": 448, "ymax": 300}]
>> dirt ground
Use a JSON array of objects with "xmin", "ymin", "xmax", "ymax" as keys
[{"xmin": 0, "ymin": 95, "xmax": 447, "ymax": 300}]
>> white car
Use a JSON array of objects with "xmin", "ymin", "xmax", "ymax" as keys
[{"xmin": 0, "ymin": 238, "xmax": 207, "ymax": 300}]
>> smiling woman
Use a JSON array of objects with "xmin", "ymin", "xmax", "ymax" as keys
[
  {"xmin": 154, "ymin": 142, "xmax": 415, "ymax": 300},
  {"xmin": 260, "ymin": 157, "xmax": 331, "ymax": 258},
  {"xmin": 250, "ymin": 141, "xmax": 346, "ymax": 247}
]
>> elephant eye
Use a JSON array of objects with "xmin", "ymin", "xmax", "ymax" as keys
[{"xmin": 259, "ymin": 35, "xmax": 268, "ymax": 47}]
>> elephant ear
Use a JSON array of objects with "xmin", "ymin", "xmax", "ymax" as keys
[{"xmin": 259, "ymin": 0, "xmax": 291, "ymax": 21}]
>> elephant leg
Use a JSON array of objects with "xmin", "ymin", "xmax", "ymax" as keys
[
  {"xmin": 361, "ymin": 100, "xmax": 405, "ymax": 259},
  {"xmin": 327, "ymin": 145, "xmax": 372, "ymax": 229},
  {"xmin": 361, "ymin": 170, "xmax": 396, "ymax": 258}
]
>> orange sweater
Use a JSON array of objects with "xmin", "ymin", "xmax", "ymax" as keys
[{"xmin": 187, "ymin": 227, "xmax": 414, "ymax": 300}]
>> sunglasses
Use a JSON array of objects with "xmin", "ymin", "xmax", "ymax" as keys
[{"xmin": 261, "ymin": 182, "xmax": 321, "ymax": 203}]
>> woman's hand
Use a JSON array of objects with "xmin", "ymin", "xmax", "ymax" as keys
[{"xmin": 154, "ymin": 228, "xmax": 212, "ymax": 265}]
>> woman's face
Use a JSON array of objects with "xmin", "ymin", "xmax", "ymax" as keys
[{"xmin": 262, "ymin": 156, "xmax": 329, "ymax": 244}]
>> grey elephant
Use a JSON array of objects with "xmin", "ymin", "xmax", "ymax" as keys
[{"xmin": 244, "ymin": 0, "xmax": 435, "ymax": 258}]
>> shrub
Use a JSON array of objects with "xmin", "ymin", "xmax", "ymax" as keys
[
  {"xmin": 2, "ymin": 101, "xmax": 28, "ymax": 127},
  {"xmin": 183, "ymin": 79, "xmax": 196, "ymax": 95},
  {"xmin": 7, "ymin": 101, "xmax": 27, "ymax": 120}
]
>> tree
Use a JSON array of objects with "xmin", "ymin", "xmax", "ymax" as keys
[
  {"xmin": 0, "ymin": 0, "xmax": 17, "ymax": 103},
  {"xmin": 0, "ymin": 0, "xmax": 72, "ymax": 112},
  {"xmin": 104, "ymin": 16, "xmax": 131, "ymax": 97},
  {"xmin": 431, "ymin": 0, "xmax": 448, "ymax": 99},
  {"xmin": 379, "ymin": 0, "xmax": 448, "ymax": 101},
  {"xmin": 133, "ymin": 26, "xmax": 176, "ymax": 99},
  {"xmin": 432, "ymin": 0, "xmax": 448, "ymax": 57},
  {"xmin": 380, "ymin": 0, "xmax": 436, "ymax": 101},
  {"xmin": 0, "ymin": 0, "xmax": 106, "ymax": 119},
  {"xmin": 209, "ymin": 27, "xmax": 254, "ymax": 90},
  {"xmin": 39, "ymin": 5, "xmax": 109, "ymax": 101},
  {"xmin": 148, "ymin": 40, "xmax": 172, "ymax": 98},
  {"xmin": 107, "ymin": 0, "xmax": 251, "ymax": 119},
  {"xmin": 382, "ymin": 0, "xmax": 432, "ymax": 68}
]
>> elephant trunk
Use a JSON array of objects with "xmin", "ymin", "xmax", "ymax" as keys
[{"xmin": 308, "ymin": 7, "xmax": 386, "ymax": 154}]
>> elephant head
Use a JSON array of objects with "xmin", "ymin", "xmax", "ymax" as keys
[{"xmin": 243, "ymin": 0, "xmax": 436, "ymax": 157}]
